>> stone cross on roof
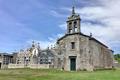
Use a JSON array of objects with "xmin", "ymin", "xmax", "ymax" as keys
[{"xmin": 72, "ymin": 0, "xmax": 76, "ymax": 15}]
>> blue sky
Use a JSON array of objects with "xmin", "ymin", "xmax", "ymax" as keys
[{"xmin": 0, "ymin": 0, "xmax": 120, "ymax": 54}]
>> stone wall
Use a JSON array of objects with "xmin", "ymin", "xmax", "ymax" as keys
[
  {"xmin": 28, "ymin": 64, "xmax": 50, "ymax": 69},
  {"xmin": 89, "ymin": 39, "xmax": 114, "ymax": 69},
  {"xmin": 8, "ymin": 64, "xmax": 25, "ymax": 68},
  {"xmin": 8, "ymin": 64, "xmax": 53, "ymax": 69}
]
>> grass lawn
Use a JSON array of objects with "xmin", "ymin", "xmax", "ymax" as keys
[{"xmin": 0, "ymin": 68, "xmax": 120, "ymax": 80}]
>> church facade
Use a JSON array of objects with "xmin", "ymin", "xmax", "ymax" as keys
[
  {"xmin": 8, "ymin": 7, "xmax": 114, "ymax": 71},
  {"xmin": 54, "ymin": 7, "xmax": 114, "ymax": 71}
]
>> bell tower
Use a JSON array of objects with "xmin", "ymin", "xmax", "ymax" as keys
[{"xmin": 66, "ymin": 6, "xmax": 81, "ymax": 34}]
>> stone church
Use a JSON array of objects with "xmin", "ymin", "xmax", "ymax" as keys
[
  {"xmin": 8, "ymin": 6, "xmax": 114, "ymax": 71},
  {"xmin": 55, "ymin": 7, "xmax": 114, "ymax": 71}
]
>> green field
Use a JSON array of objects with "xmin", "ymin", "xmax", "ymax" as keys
[{"xmin": 0, "ymin": 68, "xmax": 120, "ymax": 80}]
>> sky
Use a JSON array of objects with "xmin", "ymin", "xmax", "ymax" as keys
[{"xmin": 0, "ymin": 0, "xmax": 120, "ymax": 54}]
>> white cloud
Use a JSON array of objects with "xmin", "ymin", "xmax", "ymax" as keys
[
  {"xmin": 59, "ymin": 23, "xmax": 67, "ymax": 30},
  {"xmin": 57, "ymin": 33, "xmax": 64, "ymax": 38},
  {"xmin": 26, "ymin": 33, "xmax": 64, "ymax": 50},
  {"xmin": 50, "ymin": 10, "xmax": 67, "ymax": 17}
]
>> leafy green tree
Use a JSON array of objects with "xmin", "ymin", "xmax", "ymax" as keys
[{"xmin": 114, "ymin": 54, "xmax": 120, "ymax": 63}]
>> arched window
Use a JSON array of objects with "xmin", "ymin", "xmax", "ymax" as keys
[
  {"xmin": 74, "ymin": 21, "xmax": 77, "ymax": 32},
  {"xmin": 69, "ymin": 22, "xmax": 72, "ymax": 33}
]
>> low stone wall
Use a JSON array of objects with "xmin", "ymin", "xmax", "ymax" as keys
[
  {"xmin": 28, "ymin": 64, "xmax": 50, "ymax": 69},
  {"xmin": 8, "ymin": 64, "xmax": 53, "ymax": 69},
  {"xmin": 114, "ymin": 63, "xmax": 120, "ymax": 68},
  {"xmin": 8, "ymin": 64, "xmax": 25, "ymax": 68}
]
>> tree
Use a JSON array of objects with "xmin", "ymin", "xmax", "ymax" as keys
[{"xmin": 114, "ymin": 54, "xmax": 120, "ymax": 63}]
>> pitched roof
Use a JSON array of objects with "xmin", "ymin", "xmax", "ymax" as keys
[{"xmin": 57, "ymin": 32, "xmax": 108, "ymax": 48}]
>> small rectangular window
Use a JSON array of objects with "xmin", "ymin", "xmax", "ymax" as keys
[{"xmin": 71, "ymin": 42, "xmax": 75, "ymax": 49}]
